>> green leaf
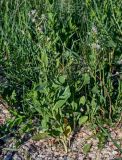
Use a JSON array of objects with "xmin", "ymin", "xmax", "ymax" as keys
[
  {"xmin": 3, "ymin": 148, "xmax": 18, "ymax": 151},
  {"xmin": 82, "ymin": 73, "xmax": 90, "ymax": 85},
  {"xmin": 92, "ymin": 85, "xmax": 99, "ymax": 94},
  {"xmin": 97, "ymin": 132, "xmax": 107, "ymax": 149},
  {"xmin": 83, "ymin": 143, "xmax": 92, "ymax": 154},
  {"xmin": 64, "ymin": 125, "xmax": 72, "ymax": 138},
  {"xmin": 11, "ymin": 90, "xmax": 16, "ymax": 102},
  {"xmin": 61, "ymin": 86, "xmax": 71, "ymax": 99},
  {"xmin": 58, "ymin": 75, "xmax": 67, "ymax": 84},
  {"xmin": 48, "ymin": 12, "xmax": 54, "ymax": 21},
  {"xmin": 91, "ymin": 98, "xmax": 97, "ymax": 111},
  {"xmin": 41, "ymin": 52, "xmax": 48, "ymax": 67},
  {"xmin": 53, "ymin": 86, "xmax": 71, "ymax": 110},
  {"xmin": 50, "ymin": 129, "xmax": 61, "ymax": 136},
  {"xmin": 35, "ymin": 82, "xmax": 46, "ymax": 92},
  {"xmin": 79, "ymin": 96, "xmax": 86, "ymax": 105},
  {"xmin": 32, "ymin": 132, "xmax": 49, "ymax": 141},
  {"xmin": 108, "ymin": 40, "xmax": 116, "ymax": 48},
  {"xmin": 41, "ymin": 116, "xmax": 49, "ymax": 129},
  {"xmin": 59, "ymin": 86, "xmax": 71, "ymax": 100},
  {"xmin": 79, "ymin": 116, "xmax": 88, "ymax": 126},
  {"xmin": 100, "ymin": 95, "xmax": 105, "ymax": 103},
  {"xmin": 53, "ymin": 99, "xmax": 67, "ymax": 110},
  {"xmin": 34, "ymin": 107, "xmax": 42, "ymax": 114},
  {"xmin": 71, "ymin": 101, "xmax": 78, "ymax": 110}
]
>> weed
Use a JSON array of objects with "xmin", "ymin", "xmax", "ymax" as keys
[{"xmin": 0, "ymin": 0, "xmax": 122, "ymax": 152}]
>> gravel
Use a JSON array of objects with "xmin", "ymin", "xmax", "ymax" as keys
[
  {"xmin": 0, "ymin": 102, "xmax": 122, "ymax": 160},
  {"xmin": 4, "ymin": 126, "xmax": 120, "ymax": 160}
]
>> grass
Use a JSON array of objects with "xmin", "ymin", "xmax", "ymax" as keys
[{"xmin": 0, "ymin": 0, "xmax": 122, "ymax": 152}]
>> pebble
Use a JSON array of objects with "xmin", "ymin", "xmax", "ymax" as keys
[
  {"xmin": 111, "ymin": 132, "xmax": 117, "ymax": 138},
  {"xmin": 2, "ymin": 126, "xmax": 122, "ymax": 160},
  {"xmin": 88, "ymin": 153, "xmax": 96, "ymax": 158},
  {"xmin": 77, "ymin": 154, "xmax": 84, "ymax": 160},
  {"xmin": 112, "ymin": 150, "xmax": 118, "ymax": 155}
]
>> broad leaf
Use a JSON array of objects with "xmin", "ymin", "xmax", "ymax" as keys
[
  {"xmin": 58, "ymin": 75, "xmax": 67, "ymax": 84},
  {"xmin": 53, "ymin": 99, "xmax": 67, "ymax": 110},
  {"xmin": 64, "ymin": 125, "xmax": 71, "ymax": 138},
  {"xmin": 79, "ymin": 116, "xmax": 88, "ymax": 126},
  {"xmin": 79, "ymin": 96, "xmax": 86, "ymax": 105},
  {"xmin": 53, "ymin": 86, "xmax": 71, "ymax": 110},
  {"xmin": 82, "ymin": 73, "xmax": 90, "ymax": 85},
  {"xmin": 32, "ymin": 132, "xmax": 49, "ymax": 141},
  {"xmin": 60, "ymin": 86, "xmax": 71, "ymax": 99},
  {"xmin": 71, "ymin": 101, "xmax": 78, "ymax": 110},
  {"xmin": 35, "ymin": 83, "xmax": 46, "ymax": 92},
  {"xmin": 92, "ymin": 85, "xmax": 99, "ymax": 94}
]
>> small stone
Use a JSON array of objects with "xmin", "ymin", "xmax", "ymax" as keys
[
  {"xmin": 104, "ymin": 154, "xmax": 110, "ymax": 158},
  {"xmin": 116, "ymin": 131, "xmax": 122, "ymax": 139},
  {"xmin": 51, "ymin": 146, "xmax": 56, "ymax": 151},
  {"xmin": 112, "ymin": 150, "xmax": 118, "ymax": 155},
  {"xmin": 88, "ymin": 153, "xmax": 96, "ymax": 159},
  {"xmin": 111, "ymin": 132, "xmax": 117, "ymax": 139},
  {"xmin": 77, "ymin": 154, "xmax": 84, "ymax": 160},
  {"xmin": 58, "ymin": 157, "xmax": 64, "ymax": 160},
  {"xmin": 63, "ymin": 155, "xmax": 68, "ymax": 160},
  {"xmin": 38, "ymin": 154, "xmax": 46, "ymax": 158},
  {"xmin": 92, "ymin": 146, "xmax": 98, "ymax": 150},
  {"xmin": 82, "ymin": 132, "xmax": 87, "ymax": 137}
]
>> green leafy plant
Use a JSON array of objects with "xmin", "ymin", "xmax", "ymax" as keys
[{"xmin": 0, "ymin": 0, "xmax": 122, "ymax": 153}]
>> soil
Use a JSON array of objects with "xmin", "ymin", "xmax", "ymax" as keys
[{"xmin": 0, "ymin": 101, "xmax": 122, "ymax": 160}]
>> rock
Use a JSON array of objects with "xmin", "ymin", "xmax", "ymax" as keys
[
  {"xmin": 2, "ymin": 126, "xmax": 121, "ymax": 160},
  {"xmin": 4, "ymin": 152, "xmax": 14, "ymax": 160}
]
